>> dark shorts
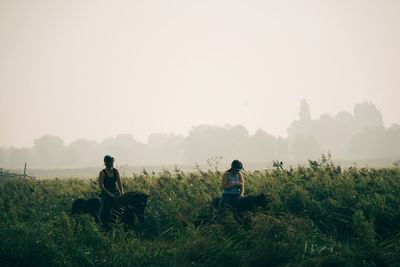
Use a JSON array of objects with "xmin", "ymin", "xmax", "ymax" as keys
[
  {"xmin": 218, "ymin": 194, "xmax": 240, "ymax": 215},
  {"xmin": 99, "ymin": 193, "xmax": 118, "ymax": 226}
]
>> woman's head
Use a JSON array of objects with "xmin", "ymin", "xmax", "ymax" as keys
[
  {"xmin": 229, "ymin": 160, "xmax": 243, "ymax": 173},
  {"xmin": 104, "ymin": 155, "xmax": 114, "ymax": 168}
]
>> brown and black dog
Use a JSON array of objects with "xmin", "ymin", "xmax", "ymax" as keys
[
  {"xmin": 71, "ymin": 191, "xmax": 149, "ymax": 226},
  {"xmin": 195, "ymin": 193, "xmax": 271, "ymax": 226},
  {"xmin": 211, "ymin": 193, "xmax": 271, "ymax": 213}
]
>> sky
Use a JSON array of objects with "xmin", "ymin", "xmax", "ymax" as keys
[{"xmin": 1, "ymin": 0, "xmax": 399, "ymax": 148}]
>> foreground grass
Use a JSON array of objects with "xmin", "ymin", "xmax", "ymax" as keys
[{"xmin": 1, "ymin": 162, "xmax": 400, "ymax": 267}]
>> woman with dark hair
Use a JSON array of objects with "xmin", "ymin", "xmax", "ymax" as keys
[
  {"xmin": 218, "ymin": 160, "xmax": 244, "ymax": 217},
  {"xmin": 98, "ymin": 155, "xmax": 124, "ymax": 229}
]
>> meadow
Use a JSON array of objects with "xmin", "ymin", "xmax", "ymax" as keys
[{"xmin": 1, "ymin": 160, "xmax": 400, "ymax": 267}]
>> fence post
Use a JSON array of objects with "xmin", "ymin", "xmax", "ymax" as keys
[{"xmin": 24, "ymin": 162, "xmax": 27, "ymax": 178}]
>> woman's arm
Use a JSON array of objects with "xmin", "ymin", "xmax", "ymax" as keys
[
  {"xmin": 116, "ymin": 169, "xmax": 124, "ymax": 195},
  {"xmin": 239, "ymin": 172, "xmax": 244, "ymax": 196},
  {"xmin": 99, "ymin": 171, "xmax": 114, "ymax": 197}
]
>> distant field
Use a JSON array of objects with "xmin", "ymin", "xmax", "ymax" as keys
[
  {"xmin": 1, "ymin": 162, "xmax": 400, "ymax": 266},
  {"xmin": 7, "ymin": 156, "xmax": 400, "ymax": 179}
]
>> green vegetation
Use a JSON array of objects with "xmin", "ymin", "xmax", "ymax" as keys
[{"xmin": 1, "ymin": 161, "xmax": 400, "ymax": 267}]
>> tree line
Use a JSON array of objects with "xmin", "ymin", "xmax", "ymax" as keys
[{"xmin": 1, "ymin": 101, "xmax": 399, "ymax": 169}]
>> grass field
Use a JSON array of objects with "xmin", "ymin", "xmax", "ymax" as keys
[{"xmin": 1, "ymin": 160, "xmax": 400, "ymax": 267}]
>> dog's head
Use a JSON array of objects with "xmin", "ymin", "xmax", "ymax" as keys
[
  {"xmin": 116, "ymin": 192, "xmax": 150, "ymax": 222},
  {"xmin": 70, "ymin": 198, "xmax": 86, "ymax": 215}
]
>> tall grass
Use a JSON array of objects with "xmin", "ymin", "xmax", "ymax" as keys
[{"xmin": 1, "ymin": 161, "xmax": 400, "ymax": 266}]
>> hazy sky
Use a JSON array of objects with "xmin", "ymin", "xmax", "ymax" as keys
[{"xmin": 1, "ymin": 0, "xmax": 399, "ymax": 147}]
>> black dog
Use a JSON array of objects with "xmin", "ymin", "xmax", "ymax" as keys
[
  {"xmin": 70, "ymin": 197, "xmax": 101, "ymax": 222},
  {"xmin": 211, "ymin": 193, "xmax": 270, "ymax": 213},
  {"xmin": 112, "ymin": 191, "xmax": 149, "ymax": 225},
  {"xmin": 195, "ymin": 193, "xmax": 271, "ymax": 226},
  {"xmin": 217, "ymin": 193, "xmax": 271, "ymax": 225},
  {"xmin": 71, "ymin": 191, "xmax": 149, "ymax": 227}
]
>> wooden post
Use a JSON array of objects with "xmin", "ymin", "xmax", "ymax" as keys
[{"xmin": 24, "ymin": 162, "xmax": 27, "ymax": 178}]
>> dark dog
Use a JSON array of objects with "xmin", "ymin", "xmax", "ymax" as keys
[
  {"xmin": 195, "ymin": 193, "xmax": 271, "ymax": 226},
  {"xmin": 211, "ymin": 193, "xmax": 270, "ymax": 213},
  {"xmin": 71, "ymin": 191, "xmax": 149, "ymax": 227},
  {"xmin": 112, "ymin": 191, "xmax": 149, "ymax": 225},
  {"xmin": 71, "ymin": 197, "xmax": 101, "ymax": 222}
]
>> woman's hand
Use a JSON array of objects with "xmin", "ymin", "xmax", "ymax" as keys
[
  {"xmin": 231, "ymin": 181, "xmax": 242, "ymax": 188},
  {"xmin": 228, "ymin": 183, "xmax": 242, "ymax": 191}
]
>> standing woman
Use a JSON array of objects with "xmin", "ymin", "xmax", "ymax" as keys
[
  {"xmin": 218, "ymin": 160, "xmax": 244, "ymax": 217},
  {"xmin": 99, "ymin": 155, "xmax": 124, "ymax": 229}
]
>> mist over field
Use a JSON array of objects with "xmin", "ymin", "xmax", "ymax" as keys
[
  {"xmin": 1, "ymin": 0, "xmax": 400, "ymax": 173},
  {"xmin": 1, "ymin": 100, "xmax": 399, "ymax": 171}
]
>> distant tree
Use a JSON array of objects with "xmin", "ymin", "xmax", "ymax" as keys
[
  {"xmin": 100, "ymin": 134, "xmax": 146, "ymax": 165},
  {"xmin": 382, "ymin": 124, "xmax": 400, "ymax": 158},
  {"xmin": 275, "ymin": 137, "xmax": 290, "ymax": 162},
  {"xmin": 348, "ymin": 124, "xmax": 400, "ymax": 159},
  {"xmin": 147, "ymin": 133, "xmax": 184, "ymax": 164},
  {"xmin": 33, "ymin": 135, "xmax": 66, "ymax": 168},
  {"xmin": 299, "ymin": 99, "xmax": 311, "ymax": 121},
  {"xmin": 310, "ymin": 113, "xmax": 340, "ymax": 157},
  {"xmin": 288, "ymin": 100, "xmax": 313, "ymax": 140},
  {"xmin": 325, "ymin": 111, "xmax": 356, "ymax": 157},
  {"xmin": 348, "ymin": 128, "xmax": 383, "ymax": 159},
  {"xmin": 65, "ymin": 139, "xmax": 100, "ymax": 167},
  {"xmin": 353, "ymin": 101, "xmax": 384, "ymax": 130},
  {"xmin": 290, "ymin": 135, "xmax": 321, "ymax": 162},
  {"xmin": 288, "ymin": 101, "xmax": 387, "ymax": 160},
  {"xmin": 183, "ymin": 124, "xmax": 249, "ymax": 164},
  {"xmin": 244, "ymin": 129, "xmax": 277, "ymax": 163}
]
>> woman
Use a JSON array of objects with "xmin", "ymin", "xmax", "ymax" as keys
[
  {"xmin": 218, "ymin": 160, "xmax": 244, "ymax": 217},
  {"xmin": 98, "ymin": 155, "xmax": 124, "ymax": 228}
]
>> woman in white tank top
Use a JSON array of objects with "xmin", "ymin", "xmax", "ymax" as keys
[{"xmin": 218, "ymin": 160, "xmax": 245, "ymax": 217}]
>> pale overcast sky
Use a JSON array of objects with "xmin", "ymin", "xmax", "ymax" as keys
[{"xmin": 1, "ymin": 0, "xmax": 399, "ymax": 147}]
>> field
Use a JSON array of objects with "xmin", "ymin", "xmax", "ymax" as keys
[{"xmin": 1, "ymin": 161, "xmax": 400, "ymax": 267}]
